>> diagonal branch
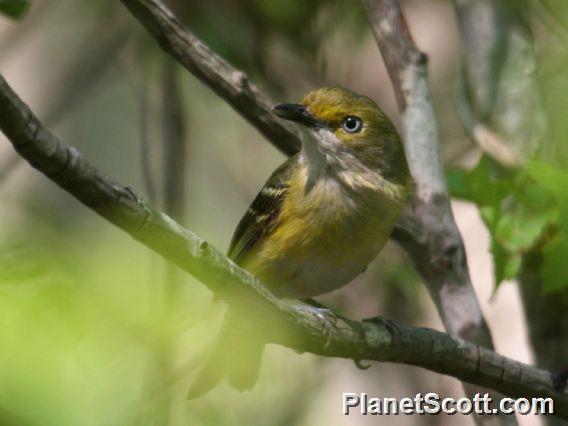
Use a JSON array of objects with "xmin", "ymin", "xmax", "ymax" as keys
[
  {"xmin": 118, "ymin": 0, "xmax": 299, "ymax": 156},
  {"xmin": 0, "ymin": 73, "xmax": 567, "ymax": 418}
]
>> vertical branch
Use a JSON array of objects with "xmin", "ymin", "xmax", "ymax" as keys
[
  {"xmin": 361, "ymin": 1, "xmax": 516, "ymax": 424},
  {"xmin": 360, "ymin": 0, "xmax": 445, "ymax": 199},
  {"xmin": 139, "ymin": 82, "xmax": 157, "ymax": 203},
  {"xmin": 361, "ymin": 0, "xmax": 489, "ymax": 350},
  {"xmin": 161, "ymin": 61, "xmax": 187, "ymax": 225},
  {"xmin": 158, "ymin": 58, "xmax": 188, "ymax": 425},
  {"xmin": 161, "ymin": 59, "xmax": 188, "ymax": 297},
  {"xmin": 453, "ymin": 0, "xmax": 543, "ymax": 167}
]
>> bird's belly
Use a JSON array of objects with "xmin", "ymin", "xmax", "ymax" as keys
[
  {"xmin": 243, "ymin": 201, "xmax": 398, "ymax": 299},
  {"xmin": 269, "ymin": 244, "xmax": 379, "ymax": 299}
]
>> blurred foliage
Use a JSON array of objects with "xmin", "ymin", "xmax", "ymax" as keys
[
  {"xmin": 0, "ymin": 0, "xmax": 30, "ymax": 20},
  {"xmin": 448, "ymin": 157, "xmax": 567, "ymax": 292},
  {"xmin": 446, "ymin": 0, "xmax": 568, "ymax": 294},
  {"xmin": 536, "ymin": 0, "xmax": 568, "ymax": 165},
  {"xmin": 0, "ymin": 226, "xmax": 328, "ymax": 425},
  {"xmin": 168, "ymin": 0, "xmax": 367, "ymax": 93}
]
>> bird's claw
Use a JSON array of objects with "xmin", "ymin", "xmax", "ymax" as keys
[
  {"xmin": 294, "ymin": 304, "xmax": 338, "ymax": 348},
  {"xmin": 314, "ymin": 307, "xmax": 338, "ymax": 348}
]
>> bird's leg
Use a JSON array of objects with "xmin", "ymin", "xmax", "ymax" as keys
[
  {"xmin": 300, "ymin": 301, "xmax": 372, "ymax": 369},
  {"xmin": 295, "ymin": 299, "xmax": 339, "ymax": 348}
]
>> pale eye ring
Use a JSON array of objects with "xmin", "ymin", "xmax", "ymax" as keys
[{"xmin": 341, "ymin": 116, "xmax": 363, "ymax": 133}]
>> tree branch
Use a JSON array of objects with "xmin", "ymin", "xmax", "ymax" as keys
[
  {"xmin": 161, "ymin": 61, "xmax": 187, "ymax": 223},
  {"xmin": 452, "ymin": 0, "xmax": 544, "ymax": 168},
  {"xmin": 118, "ymin": 0, "xmax": 299, "ymax": 156},
  {"xmin": 0, "ymin": 73, "xmax": 567, "ymax": 418},
  {"xmin": 360, "ymin": 1, "xmax": 517, "ymax": 424},
  {"xmin": 360, "ymin": 0, "xmax": 494, "ymax": 361}
]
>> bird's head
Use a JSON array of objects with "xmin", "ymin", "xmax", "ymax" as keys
[{"xmin": 273, "ymin": 87, "xmax": 409, "ymax": 185}]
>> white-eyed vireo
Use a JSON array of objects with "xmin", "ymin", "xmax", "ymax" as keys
[{"xmin": 188, "ymin": 87, "xmax": 410, "ymax": 398}]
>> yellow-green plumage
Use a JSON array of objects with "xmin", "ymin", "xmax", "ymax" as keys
[
  {"xmin": 241, "ymin": 156, "xmax": 406, "ymax": 298},
  {"xmin": 188, "ymin": 87, "xmax": 410, "ymax": 398},
  {"xmin": 232, "ymin": 87, "xmax": 409, "ymax": 298}
]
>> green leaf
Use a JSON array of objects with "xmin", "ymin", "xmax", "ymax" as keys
[
  {"xmin": 451, "ymin": 159, "xmax": 567, "ymax": 291},
  {"xmin": 525, "ymin": 160, "xmax": 568, "ymax": 201},
  {"xmin": 447, "ymin": 156, "xmax": 510, "ymax": 206},
  {"xmin": 0, "ymin": 0, "xmax": 30, "ymax": 20},
  {"xmin": 494, "ymin": 205, "xmax": 555, "ymax": 252},
  {"xmin": 479, "ymin": 205, "xmax": 498, "ymax": 230},
  {"xmin": 525, "ymin": 160, "xmax": 568, "ymax": 234},
  {"xmin": 541, "ymin": 234, "xmax": 568, "ymax": 293},
  {"xmin": 491, "ymin": 239, "xmax": 521, "ymax": 285},
  {"xmin": 446, "ymin": 168, "xmax": 470, "ymax": 200}
]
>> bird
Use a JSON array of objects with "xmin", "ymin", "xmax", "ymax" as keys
[{"xmin": 187, "ymin": 87, "xmax": 410, "ymax": 398}]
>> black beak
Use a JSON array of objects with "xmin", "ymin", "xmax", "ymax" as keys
[{"xmin": 272, "ymin": 103, "xmax": 320, "ymax": 128}]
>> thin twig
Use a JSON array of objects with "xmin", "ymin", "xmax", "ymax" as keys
[
  {"xmin": 161, "ymin": 61, "xmax": 186, "ymax": 224},
  {"xmin": 139, "ymin": 81, "xmax": 157, "ymax": 203}
]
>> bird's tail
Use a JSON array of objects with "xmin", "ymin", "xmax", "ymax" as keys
[{"xmin": 187, "ymin": 308, "xmax": 265, "ymax": 399}]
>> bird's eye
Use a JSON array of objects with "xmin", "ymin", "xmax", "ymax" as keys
[{"xmin": 341, "ymin": 116, "xmax": 363, "ymax": 133}]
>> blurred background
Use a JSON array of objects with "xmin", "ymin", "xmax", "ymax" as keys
[{"xmin": 1, "ymin": 0, "xmax": 567, "ymax": 425}]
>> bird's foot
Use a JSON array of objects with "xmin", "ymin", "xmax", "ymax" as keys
[{"xmin": 294, "ymin": 303, "xmax": 338, "ymax": 348}]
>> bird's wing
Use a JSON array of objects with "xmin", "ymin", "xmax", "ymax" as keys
[{"xmin": 228, "ymin": 154, "xmax": 299, "ymax": 264}]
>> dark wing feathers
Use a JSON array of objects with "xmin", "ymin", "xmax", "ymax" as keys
[{"xmin": 227, "ymin": 154, "xmax": 299, "ymax": 264}]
